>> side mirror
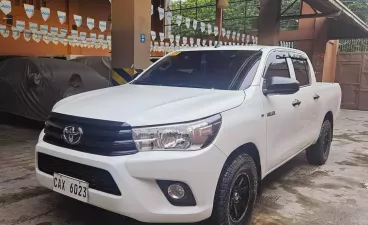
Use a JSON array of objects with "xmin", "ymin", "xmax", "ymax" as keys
[{"xmin": 263, "ymin": 76, "xmax": 300, "ymax": 95}]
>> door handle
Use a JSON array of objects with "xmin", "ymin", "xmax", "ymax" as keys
[
  {"xmin": 292, "ymin": 99, "xmax": 301, "ymax": 107},
  {"xmin": 313, "ymin": 94, "xmax": 320, "ymax": 100}
]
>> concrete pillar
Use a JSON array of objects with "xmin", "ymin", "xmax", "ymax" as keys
[
  {"xmin": 111, "ymin": 0, "xmax": 151, "ymax": 85},
  {"xmin": 296, "ymin": 2, "xmax": 328, "ymax": 82},
  {"xmin": 322, "ymin": 40, "xmax": 339, "ymax": 82},
  {"xmin": 258, "ymin": 0, "xmax": 282, "ymax": 46}
]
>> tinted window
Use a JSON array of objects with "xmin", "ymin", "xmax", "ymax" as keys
[
  {"xmin": 292, "ymin": 59, "xmax": 310, "ymax": 86},
  {"xmin": 264, "ymin": 54, "xmax": 290, "ymax": 80},
  {"xmin": 133, "ymin": 50, "xmax": 260, "ymax": 90}
]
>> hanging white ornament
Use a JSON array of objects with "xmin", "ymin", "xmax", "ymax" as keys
[
  {"xmin": 185, "ymin": 18, "xmax": 190, "ymax": 29},
  {"xmin": 159, "ymin": 32, "xmax": 165, "ymax": 42},
  {"xmin": 225, "ymin": 30, "xmax": 230, "ymax": 39},
  {"xmin": 50, "ymin": 27, "xmax": 58, "ymax": 36},
  {"xmin": 202, "ymin": 39, "xmax": 207, "ymax": 46},
  {"xmin": 151, "ymin": 31, "xmax": 157, "ymax": 41},
  {"xmin": 52, "ymin": 37, "xmax": 59, "ymax": 45},
  {"xmin": 43, "ymin": 34, "xmax": 50, "ymax": 44},
  {"xmin": 16, "ymin": 20, "xmax": 25, "ymax": 32},
  {"xmin": 193, "ymin": 19, "xmax": 198, "ymax": 30},
  {"xmin": 57, "ymin": 11, "xmax": 66, "ymax": 24},
  {"xmin": 166, "ymin": 11, "xmax": 173, "ymax": 22},
  {"xmin": 80, "ymin": 32, "xmax": 87, "ymax": 40},
  {"xmin": 40, "ymin": 25, "xmax": 48, "ymax": 35},
  {"xmin": 87, "ymin": 18, "xmax": 95, "ymax": 30},
  {"xmin": 74, "ymin": 15, "xmax": 82, "ymax": 27},
  {"xmin": 176, "ymin": 15, "xmax": 183, "ymax": 26},
  {"xmin": 169, "ymin": 34, "xmax": 174, "ymax": 43},
  {"xmin": 29, "ymin": 22, "xmax": 38, "ymax": 33},
  {"xmin": 41, "ymin": 7, "xmax": 50, "ymax": 21},
  {"xmin": 0, "ymin": 25, "xmax": 7, "ymax": 37},
  {"xmin": 182, "ymin": 37, "xmax": 187, "ymax": 46},
  {"xmin": 196, "ymin": 38, "xmax": 200, "ymax": 47},
  {"xmin": 214, "ymin": 26, "xmax": 219, "ymax": 36},
  {"xmin": 190, "ymin": 37, "xmax": 195, "ymax": 47},
  {"xmin": 24, "ymin": 29, "xmax": 32, "ymax": 42},
  {"xmin": 200, "ymin": 22, "xmax": 206, "ymax": 33},
  {"xmin": 60, "ymin": 29, "xmax": 68, "ymax": 37},
  {"xmin": 207, "ymin": 24, "xmax": 212, "ymax": 35},
  {"xmin": 232, "ymin": 31, "xmax": 236, "ymax": 40},
  {"xmin": 90, "ymin": 33, "xmax": 96, "ymax": 39},
  {"xmin": 158, "ymin": 7, "xmax": 165, "ymax": 20},
  {"xmin": 71, "ymin": 30, "xmax": 78, "ymax": 37},
  {"xmin": 32, "ymin": 31, "xmax": 42, "ymax": 43},
  {"xmin": 24, "ymin": 4, "xmax": 35, "ymax": 18},
  {"xmin": 0, "ymin": 0, "xmax": 12, "ymax": 15},
  {"xmin": 175, "ymin": 35, "xmax": 180, "ymax": 45},
  {"xmin": 99, "ymin": 21, "xmax": 107, "ymax": 32}
]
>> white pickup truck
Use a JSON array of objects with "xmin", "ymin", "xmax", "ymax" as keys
[{"xmin": 35, "ymin": 46, "xmax": 341, "ymax": 225}]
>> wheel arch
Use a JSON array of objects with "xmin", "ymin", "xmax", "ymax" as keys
[
  {"xmin": 217, "ymin": 143, "xmax": 263, "ymax": 195},
  {"xmin": 324, "ymin": 111, "xmax": 334, "ymax": 137}
]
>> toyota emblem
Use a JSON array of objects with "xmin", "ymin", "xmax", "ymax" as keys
[{"xmin": 62, "ymin": 125, "xmax": 83, "ymax": 145}]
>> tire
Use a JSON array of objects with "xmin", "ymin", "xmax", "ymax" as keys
[
  {"xmin": 306, "ymin": 119, "xmax": 332, "ymax": 165},
  {"xmin": 211, "ymin": 153, "xmax": 258, "ymax": 225}
]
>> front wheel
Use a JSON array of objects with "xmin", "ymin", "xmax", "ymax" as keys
[
  {"xmin": 211, "ymin": 153, "xmax": 258, "ymax": 225},
  {"xmin": 306, "ymin": 119, "xmax": 332, "ymax": 165}
]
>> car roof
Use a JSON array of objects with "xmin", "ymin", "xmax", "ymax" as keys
[{"xmin": 177, "ymin": 45, "xmax": 306, "ymax": 55}]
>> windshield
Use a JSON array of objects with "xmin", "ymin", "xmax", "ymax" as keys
[{"xmin": 132, "ymin": 50, "xmax": 261, "ymax": 90}]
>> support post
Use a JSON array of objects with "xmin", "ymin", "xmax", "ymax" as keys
[
  {"xmin": 258, "ymin": 0, "xmax": 282, "ymax": 46},
  {"xmin": 216, "ymin": 4, "xmax": 223, "ymax": 40},
  {"xmin": 111, "ymin": 0, "xmax": 151, "ymax": 85}
]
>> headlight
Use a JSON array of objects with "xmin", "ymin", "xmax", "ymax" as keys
[{"xmin": 132, "ymin": 114, "xmax": 221, "ymax": 151}]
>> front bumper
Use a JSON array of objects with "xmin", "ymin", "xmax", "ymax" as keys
[{"xmin": 35, "ymin": 140, "xmax": 227, "ymax": 223}]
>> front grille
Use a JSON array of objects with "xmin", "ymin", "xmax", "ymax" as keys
[
  {"xmin": 38, "ymin": 153, "xmax": 121, "ymax": 196},
  {"xmin": 43, "ymin": 113, "xmax": 138, "ymax": 156}
]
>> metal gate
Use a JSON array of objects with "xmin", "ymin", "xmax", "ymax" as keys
[{"xmin": 336, "ymin": 53, "xmax": 368, "ymax": 110}]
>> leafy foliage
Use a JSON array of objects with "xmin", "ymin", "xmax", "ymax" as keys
[
  {"xmin": 167, "ymin": 0, "xmax": 302, "ymax": 36},
  {"xmin": 341, "ymin": 0, "xmax": 368, "ymax": 23}
]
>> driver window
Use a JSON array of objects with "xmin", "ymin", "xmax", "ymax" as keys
[{"xmin": 264, "ymin": 54, "xmax": 291, "ymax": 80}]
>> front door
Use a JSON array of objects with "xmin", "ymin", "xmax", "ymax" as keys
[{"xmin": 261, "ymin": 51, "xmax": 302, "ymax": 172}]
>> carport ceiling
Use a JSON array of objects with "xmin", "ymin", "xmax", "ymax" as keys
[{"xmin": 303, "ymin": 0, "xmax": 368, "ymax": 39}]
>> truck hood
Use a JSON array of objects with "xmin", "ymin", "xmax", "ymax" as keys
[{"xmin": 52, "ymin": 84, "xmax": 245, "ymax": 126}]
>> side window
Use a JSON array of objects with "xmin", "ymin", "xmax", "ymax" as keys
[
  {"xmin": 292, "ymin": 58, "xmax": 310, "ymax": 86},
  {"xmin": 264, "ymin": 53, "xmax": 291, "ymax": 82}
]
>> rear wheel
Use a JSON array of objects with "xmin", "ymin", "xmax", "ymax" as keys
[
  {"xmin": 306, "ymin": 119, "xmax": 332, "ymax": 165},
  {"xmin": 211, "ymin": 153, "xmax": 258, "ymax": 225}
]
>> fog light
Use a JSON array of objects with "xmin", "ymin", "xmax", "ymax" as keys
[{"xmin": 168, "ymin": 184, "xmax": 185, "ymax": 200}]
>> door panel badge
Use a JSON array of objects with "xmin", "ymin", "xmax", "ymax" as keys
[{"xmin": 267, "ymin": 111, "xmax": 276, "ymax": 117}]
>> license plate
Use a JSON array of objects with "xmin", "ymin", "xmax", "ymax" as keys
[{"xmin": 53, "ymin": 173, "xmax": 89, "ymax": 203}]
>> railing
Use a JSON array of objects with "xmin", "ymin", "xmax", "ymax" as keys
[
  {"xmin": 279, "ymin": 41, "xmax": 297, "ymax": 49},
  {"xmin": 339, "ymin": 39, "xmax": 368, "ymax": 52}
]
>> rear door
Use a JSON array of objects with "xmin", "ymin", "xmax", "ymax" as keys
[
  {"xmin": 289, "ymin": 55, "xmax": 320, "ymax": 147},
  {"xmin": 261, "ymin": 51, "xmax": 302, "ymax": 172}
]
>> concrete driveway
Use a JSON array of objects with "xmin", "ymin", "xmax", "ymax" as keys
[{"xmin": 1, "ymin": 110, "xmax": 368, "ymax": 225}]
